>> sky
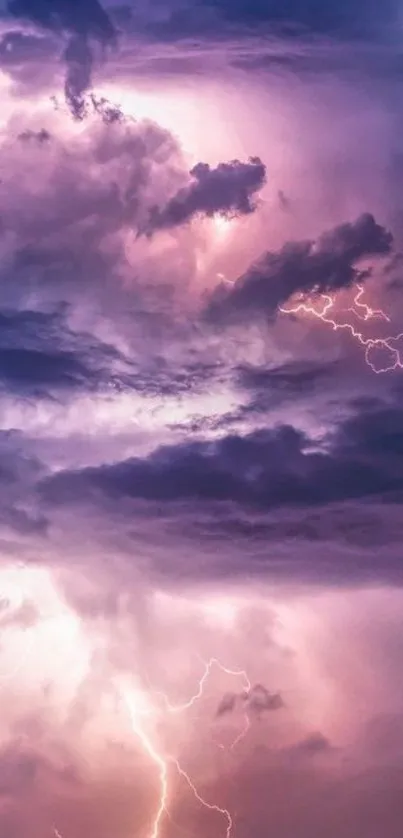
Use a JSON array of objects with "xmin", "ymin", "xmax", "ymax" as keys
[{"xmin": 1, "ymin": 1, "xmax": 403, "ymax": 837}]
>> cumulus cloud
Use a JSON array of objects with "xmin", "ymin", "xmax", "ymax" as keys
[{"xmin": 0, "ymin": 106, "xmax": 266, "ymax": 320}]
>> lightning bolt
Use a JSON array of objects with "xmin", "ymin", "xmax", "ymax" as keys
[
  {"xmin": 120, "ymin": 658, "xmax": 252, "ymax": 838},
  {"xmin": 229, "ymin": 712, "xmax": 251, "ymax": 751},
  {"xmin": 173, "ymin": 757, "xmax": 233, "ymax": 838},
  {"xmin": 280, "ymin": 284, "xmax": 403, "ymax": 373},
  {"xmin": 158, "ymin": 657, "xmax": 251, "ymax": 714},
  {"xmin": 154, "ymin": 657, "xmax": 252, "ymax": 752},
  {"xmin": 347, "ymin": 285, "xmax": 390, "ymax": 323},
  {"xmin": 123, "ymin": 689, "xmax": 169, "ymax": 838}
]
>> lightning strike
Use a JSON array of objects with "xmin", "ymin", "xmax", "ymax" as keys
[
  {"xmin": 120, "ymin": 658, "xmax": 252, "ymax": 838},
  {"xmin": 280, "ymin": 284, "xmax": 403, "ymax": 373},
  {"xmin": 348, "ymin": 284, "xmax": 390, "ymax": 323},
  {"xmin": 157, "ymin": 657, "xmax": 252, "ymax": 752},
  {"xmin": 122, "ymin": 688, "xmax": 169, "ymax": 838},
  {"xmin": 229, "ymin": 712, "xmax": 251, "ymax": 751},
  {"xmin": 173, "ymin": 757, "xmax": 233, "ymax": 838},
  {"xmin": 160, "ymin": 657, "xmax": 251, "ymax": 714}
]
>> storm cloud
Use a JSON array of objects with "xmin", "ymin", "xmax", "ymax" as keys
[
  {"xmin": 40, "ymin": 401, "xmax": 403, "ymax": 510},
  {"xmin": 207, "ymin": 213, "xmax": 393, "ymax": 321}
]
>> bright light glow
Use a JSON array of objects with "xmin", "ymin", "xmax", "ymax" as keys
[
  {"xmin": 212, "ymin": 215, "xmax": 232, "ymax": 240},
  {"xmin": 0, "ymin": 562, "xmax": 90, "ymax": 707},
  {"xmin": 199, "ymin": 597, "xmax": 239, "ymax": 630},
  {"xmin": 99, "ymin": 83, "xmax": 226, "ymax": 166}
]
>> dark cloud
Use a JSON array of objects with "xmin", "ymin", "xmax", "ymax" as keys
[
  {"xmin": 171, "ymin": 360, "xmax": 341, "ymax": 436},
  {"xmin": 0, "ymin": 308, "xmax": 125, "ymax": 397},
  {"xmin": 40, "ymin": 401, "xmax": 403, "ymax": 511},
  {"xmin": 235, "ymin": 360, "xmax": 340, "ymax": 406},
  {"xmin": 7, "ymin": 0, "xmax": 116, "ymax": 39},
  {"xmin": 0, "ymin": 304, "xmax": 213, "ymax": 401},
  {"xmin": 246, "ymin": 683, "xmax": 284, "ymax": 715},
  {"xmin": 63, "ymin": 33, "xmax": 93, "ymax": 119},
  {"xmin": 207, "ymin": 213, "xmax": 392, "ymax": 323},
  {"xmin": 217, "ymin": 359, "xmax": 340, "ymax": 426},
  {"xmin": 141, "ymin": 157, "xmax": 266, "ymax": 235},
  {"xmin": 104, "ymin": 0, "xmax": 399, "ymax": 43},
  {"xmin": 193, "ymin": 0, "xmax": 397, "ymax": 37},
  {"xmin": 17, "ymin": 128, "xmax": 51, "ymax": 143},
  {"xmin": 0, "ymin": 431, "xmax": 47, "ymax": 536},
  {"xmin": 288, "ymin": 731, "xmax": 332, "ymax": 757},
  {"xmin": 237, "ymin": 360, "xmax": 337, "ymax": 393},
  {"xmin": 216, "ymin": 684, "xmax": 284, "ymax": 718},
  {"xmin": 90, "ymin": 93, "xmax": 126, "ymax": 123},
  {"xmin": 216, "ymin": 691, "xmax": 238, "ymax": 717},
  {"xmin": 7, "ymin": 0, "xmax": 117, "ymax": 118}
]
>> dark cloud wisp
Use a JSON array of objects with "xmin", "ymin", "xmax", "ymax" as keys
[
  {"xmin": 141, "ymin": 157, "xmax": 266, "ymax": 235},
  {"xmin": 7, "ymin": 0, "xmax": 117, "ymax": 119}
]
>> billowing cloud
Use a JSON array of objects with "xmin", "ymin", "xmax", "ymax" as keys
[{"xmin": 0, "ymin": 105, "xmax": 266, "ymax": 321}]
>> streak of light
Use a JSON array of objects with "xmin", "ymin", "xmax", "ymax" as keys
[
  {"xmin": 158, "ymin": 657, "xmax": 251, "ymax": 714},
  {"xmin": 173, "ymin": 757, "xmax": 233, "ymax": 838},
  {"xmin": 123, "ymin": 688, "xmax": 169, "ymax": 838},
  {"xmin": 280, "ymin": 284, "xmax": 403, "ymax": 373},
  {"xmin": 120, "ymin": 657, "xmax": 252, "ymax": 838}
]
